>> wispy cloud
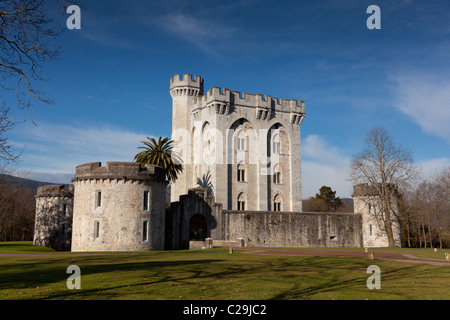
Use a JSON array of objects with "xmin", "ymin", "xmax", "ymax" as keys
[
  {"xmin": 155, "ymin": 13, "xmax": 237, "ymax": 57},
  {"xmin": 301, "ymin": 134, "xmax": 352, "ymax": 198},
  {"xmin": 11, "ymin": 122, "xmax": 155, "ymax": 175},
  {"xmin": 390, "ymin": 72, "xmax": 450, "ymax": 143},
  {"xmin": 417, "ymin": 157, "xmax": 450, "ymax": 178}
]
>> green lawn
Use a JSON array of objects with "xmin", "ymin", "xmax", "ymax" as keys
[
  {"xmin": 0, "ymin": 242, "xmax": 57, "ymax": 254},
  {"xmin": 0, "ymin": 242, "xmax": 449, "ymax": 300}
]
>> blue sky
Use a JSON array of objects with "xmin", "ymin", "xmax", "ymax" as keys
[{"xmin": 6, "ymin": 0, "xmax": 450, "ymax": 198}]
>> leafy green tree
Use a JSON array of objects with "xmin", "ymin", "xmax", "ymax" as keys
[
  {"xmin": 315, "ymin": 186, "xmax": 341, "ymax": 212},
  {"xmin": 134, "ymin": 137, "xmax": 183, "ymax": 183}
]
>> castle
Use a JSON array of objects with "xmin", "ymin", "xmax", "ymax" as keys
[{"xmin": 33, "ymin": 74, "xmax": 401, "ymax": 251}]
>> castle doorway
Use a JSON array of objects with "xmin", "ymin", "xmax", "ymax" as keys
[{"xmin": 189, "ymin": 214, "xmax": 207, "ymax": 241}]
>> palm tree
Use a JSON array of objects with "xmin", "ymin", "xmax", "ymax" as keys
[
  {"xmin": 196, "ymin": 169, "xmax": 214, "ymax": 196},
  {"xmin": 134, "ymin": 137, "xmax": 183, "ymax": 182}
]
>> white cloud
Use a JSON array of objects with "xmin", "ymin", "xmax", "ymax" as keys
[
  {"xmin": 12, "ymin": 122, "xmax": 154, "ymax": 176},
  {"xmin": 391, "ymin": 73, "xmax": 450, "ymax": 143},
  {"xmin": 416, "ymin": 157, "xmax": 450, "ymax": 178},
  {"xmin": 156, "ymin": 13, "xmax": 237, "ymax": 57},
  {"xmin": 301, "ymin": 134, "xmax": 352, "ymax": 198}
]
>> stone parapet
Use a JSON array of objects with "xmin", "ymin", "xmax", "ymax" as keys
[
  {"xmin": 36, "ymin": 184, "xmax": 74, "ymax": 198},
  {"xmin": 72, "ymin": 162, "xmax": 166, "ymax": 182}
]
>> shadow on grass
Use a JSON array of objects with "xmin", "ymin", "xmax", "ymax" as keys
[
  {"xmin": 1, "ymin": 251, "xmax": 448, "ymax": 300},
  {"xmin": 268, "ymin": 256, "xmax": 447, "ymax": 300},
  {"xmin": 0, "ymin": 253, "xmax": 247, "ymax": 299}
]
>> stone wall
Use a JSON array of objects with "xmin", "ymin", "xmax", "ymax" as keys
[
  {"xmin": 222, "ymin": 210, "xmax": 363, "ymax": 248},
  {"xmin": 34, "ymin": 185, "xmax": 74, "ymax": 250}
]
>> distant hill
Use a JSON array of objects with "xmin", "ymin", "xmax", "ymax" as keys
[{"xmin": 0, "ymin": 174, "xmax": 69, "ymax": 194}]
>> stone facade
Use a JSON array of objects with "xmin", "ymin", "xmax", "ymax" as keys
[
  {"xmin": 34, "ymin": 185, "xmax": 73, "ymax": 250},
  {"xmin": 71, "ymin": 162, "xmax": 168, "ymax": 251},
  {"xmin": 353, "ymin": 183, "xmax": 401, "ymax": 247},
  {"xmin": 169, "ymin": 74, "xmax": 305, "ymax": 212}
]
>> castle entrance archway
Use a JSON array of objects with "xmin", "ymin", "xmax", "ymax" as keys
[{"xmin": 189, "ymin": 214, "xmax": 207, "ymax": 241}]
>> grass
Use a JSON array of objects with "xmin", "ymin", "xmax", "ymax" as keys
[
  {"xmin": 0, "ymin": 242, "xmax": 57, "ymax": 254},
  {"xmin": 0, "ymin": 242, "xmax": 449, "ymax": 300}
]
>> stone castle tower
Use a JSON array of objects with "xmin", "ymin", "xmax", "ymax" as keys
[
  {"xmin": 353, "ymin": 183, "xmax": 402, "ymax": 247},
  {"xmin": 170, "ymin": 74, "xmax": 306, "ymax": 212},
  {"xmin": 34, "ymin": 185, "xmax": 74, "ymax": 250},
  {"xmin": 70, "ymin": 162, "xmax": 168, "ymax": 251}
]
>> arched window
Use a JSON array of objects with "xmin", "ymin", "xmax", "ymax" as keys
[
  {"xmin": 273, "ymin": 164, "xmax": 281, "ymax": 184},
  {"xmin": 237, "ymin": 162, "xmax": 246, "ymax": 182},
  {"xmin": 237, "ymin": 192, "xmax": 246, "ymax": 211},
  {"xmin": 272, "ymin": 133, "xmax": 280, "ymax": 154},
  {"xmin": 237, "ymin": 130, "xmax": 245, "ymax": 152},
  {"xmin": 273, "ymin": 194, "xmax": 282, "ymax": 212}
]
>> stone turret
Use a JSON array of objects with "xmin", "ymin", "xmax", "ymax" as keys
[
  {"xmin": 169, "ymin": 73, "xmax": 204, "ymax": 97},
  {"xmin": 169, "ymin": 75, "xmax": 204, "ymax": 203},
  {"xmin": 353, "ymin": 183, "xmax": 401, "ymax": 247},
  {"xmin": 34, "ymin": 184, "xmax": 74, "ymax": 250},
  {"xmin": 71, "ymin": 162, "xmax": 168, "ymax": 252}
]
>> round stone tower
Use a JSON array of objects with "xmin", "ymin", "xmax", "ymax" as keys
[
  {"xmin": 34, "ymin": 184, "xmax": 74, "ymax": 250},
  {"xmin": 71, "ymin": 162, "xmax": 168, "ymax": 252}
]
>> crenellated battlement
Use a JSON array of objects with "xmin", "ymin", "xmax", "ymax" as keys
[
  {"xmin": 72, "ymin": 162, "xmax": 167, "ymax": 182},
  {"xmin": 352, "ymin": 183, "xmax": 399, "ymax": 197},
  {"xmin": 190, "ymin": 85, "xmax": 305, "ymax": 121},
  {"xmin": 36, "ymin": 184, "xmax": 74, "ymax": 198},
  {"xmin": 170, "ymin": 74, "xmax": 305, "ymax": 122},
  {"xmin": 170, "ymin": 74, "xmax": 204, "ymax": 96}
]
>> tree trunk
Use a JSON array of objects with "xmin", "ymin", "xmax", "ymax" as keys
[{"xmin": 405, "ymin": 213, "xmax": 411, "ymax": 248}]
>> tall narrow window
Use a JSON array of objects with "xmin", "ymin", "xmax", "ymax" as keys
[
  {"xmin": 95, "ymin": 191, "xmax": 102, "ymax": 208},
  {"xmin": 272, "ymin": 133, "xmax": 280, "ymax": 154},
  {"xmin": 274, "ymin": 194, "xmax": 282, "ymax": 211},
  {"xmin": 143, "ymin": 220, "xmax": 149, "ymax": 242},
  {"xmin": 237, "ymin": 137, "xmax": 245, "ymax": 151},
  {"xmin": 273, "ymin": 165, "xmax": 281, "ymax": 184},
  {"xmin": 94, "ymin": 221, "xmax": 100, "ymax": 239},
  {"xmin": 237, "ymin": 193, "xmax": 246, "ymax": 211},
  {"xmin": 237, "ymin": 164, "xmax": 245, "ymax": 182},
  {"xmin": 63, "ymin": 204, "xmax": 67, "ymax": 215},
  {"xmin": 143, "ymin": 191, "xmax": 150, "ymax": 211},
  {"xmin": 237, "ymin": 129, "xmax": 245, "ymax": 152},
  {"xmin": 369, "ymin": 224, "xmax": 373, "ymax": 236}
]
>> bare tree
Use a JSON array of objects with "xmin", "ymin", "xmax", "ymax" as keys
[
  {"xmin": 0, "ymin": 104, "xmax": 19, "ymax": 161},
  {"xmin": 1, "ymin": 0, "xmax": 82, "ymax": 162},
  {"xmin": 403, "ymin": 168, "xmax": 450, "ymax": 248},
  {"xmin": 0, "ymin": 0, "xmax": 82, "ymax": 112},
  {"xmin": 350, "ymin": 127, "xmax": 419, "ymax": 246}
]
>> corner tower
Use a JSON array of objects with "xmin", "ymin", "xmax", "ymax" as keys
[
  {"xmin": 353, "ymin": 183, "xmax": 401, "ymax": 247},
  {"xmin": 34, "ymin": 185, "xmax": 74, "ymax": 250},
  {"xmin": 170, "ymin": 74, "xmax": 204, "ymax": 202},
  {"xmin": 71, "ymin": 162, "xmax": 168, "ymax": 251}
]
